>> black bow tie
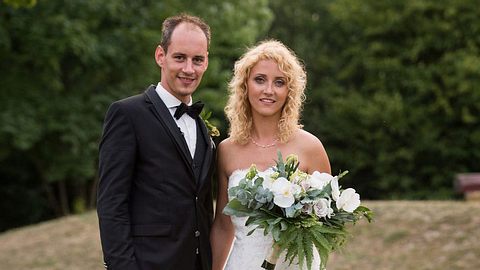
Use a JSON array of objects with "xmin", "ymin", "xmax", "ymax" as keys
[{"xmin": 174, "ymin": 101, "xmax": 204, "ymax": 120}]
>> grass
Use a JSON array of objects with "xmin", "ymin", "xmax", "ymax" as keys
[{"xmin": 0, "ymin": 201, "xmax": 479, "ymax": 270}]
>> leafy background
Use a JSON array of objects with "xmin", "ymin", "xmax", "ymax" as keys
[{"xmin": 1, "ymin": 0, "xmax": 479, "ymax": 236}]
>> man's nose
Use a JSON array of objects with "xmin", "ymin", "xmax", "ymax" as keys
[{"xmin": 182, "ymin": 59, "xmax": 194, "ymax": 74}]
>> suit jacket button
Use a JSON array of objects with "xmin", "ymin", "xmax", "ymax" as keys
[{"xmin": 195, "ymin": 230, "xmax": 201, "ymax": 237}]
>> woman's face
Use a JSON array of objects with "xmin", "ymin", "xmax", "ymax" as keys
[{"xmin": 247, "ymin": 59, "xmax": 288, "ymax": 118}]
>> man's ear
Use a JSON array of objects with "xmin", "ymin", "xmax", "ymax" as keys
[
  {"xmin": 155, "ymin": 45, "xmax": 165, "ymax": 67},
  {"xmin": 204, "ymin": 51, "xmax": 209, "ymax": 69}
]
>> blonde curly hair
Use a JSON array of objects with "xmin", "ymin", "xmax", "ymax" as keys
[{"xmin": 225, "ymin": 39, "xmax": 307, "ymax": 144}]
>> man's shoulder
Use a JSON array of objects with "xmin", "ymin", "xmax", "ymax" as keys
[
  {"xmin": 115, "ymin": 92, "xmax": 145, "ymax": 105},
  {"xmin": 105, "ymin": 90, "xmax": 148, "ymax": 117}
]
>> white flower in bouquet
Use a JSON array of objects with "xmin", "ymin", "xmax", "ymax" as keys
[
  {"xmin": 330, "ymin": 177, "xmax": 340, "ymax": 201},
  {"xmin": 309, "ymin": 171, "xmax": 334, "ymax": 190},
  {"xmin": 313, "ymin": 198, "xmax": 334, "ymax": 218},
  {"xmin": 271, "ymin": 177, "xmax": 301, "ymax": 208},
  {"xmin": 259, "ymin": 168, "xmax": 276, "ymax": 190},
  {"xmin": 336, "ymin": 188, "xmax": 361, "ymax": 213}
]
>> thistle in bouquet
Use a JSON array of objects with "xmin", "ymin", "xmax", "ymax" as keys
[{"xmin": 223, "ymin": 152, "xmax": 373, "ymax": 270}]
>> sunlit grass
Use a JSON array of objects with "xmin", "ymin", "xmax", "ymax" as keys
[{"xmin": 0, "ymin": 201, "xmax": 479, "ymax": 270}]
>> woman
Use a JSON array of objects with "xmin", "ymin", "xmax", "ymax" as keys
[{"xmin": 210, "ymin": 40, "xmax": 331, "ymax": 270}]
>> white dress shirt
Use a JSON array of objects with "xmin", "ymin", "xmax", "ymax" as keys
[{"xmin": 155, "ymin": 83, "xmax": 197, "ymax": 158}]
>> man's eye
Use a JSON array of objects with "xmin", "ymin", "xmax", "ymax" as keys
[
  {"xmin": 193, "ymin": 58, "xmax": 204, "ymax": 65},
  {"xmin": 174, "ymin": 55, "xmax": 185, "ymax": 61}
]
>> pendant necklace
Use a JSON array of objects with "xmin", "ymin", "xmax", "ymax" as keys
[{"xmin": 250, "ymin": 137, "xmax": 279, "ymax": 148}]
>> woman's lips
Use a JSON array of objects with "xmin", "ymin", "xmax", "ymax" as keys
[{"xmin": 260, "ymin": 98, "xmax": 275, "ymax": 104}]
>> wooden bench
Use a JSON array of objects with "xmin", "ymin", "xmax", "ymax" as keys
[{"xmin": 455, "ymin": 173, "xmax": 480, "ymax": 200}]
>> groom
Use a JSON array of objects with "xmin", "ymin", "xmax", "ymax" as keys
[{"xmin": 97, "ymin": 14, "xmax": 214, "ymax": 270}]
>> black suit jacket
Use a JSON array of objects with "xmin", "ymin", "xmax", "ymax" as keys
[{"xmin": 97, "ymin": 85, "xmax": 215, "ymax": 270}]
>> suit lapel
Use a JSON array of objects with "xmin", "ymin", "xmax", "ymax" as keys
[
  {"xmin": 144, "ymin": 85, "xmax": 194, "ymax": 174},
  {"xmin": 196, "ymin": 118, "xmax": 213, "ymax": 188}
]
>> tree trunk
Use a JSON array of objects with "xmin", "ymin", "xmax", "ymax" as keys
[
  {"xmin": 43, "ymin": 182, "xmax": 62, "ymax": 217},
  {"xmin": 58, "ymin": 180, "xmax": 70, "ymax": 215}
]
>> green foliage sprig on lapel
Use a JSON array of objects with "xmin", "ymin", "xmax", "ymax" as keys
[{"xmin": 200, "ymin": 110, "xmax": 220, "ymax": 137}]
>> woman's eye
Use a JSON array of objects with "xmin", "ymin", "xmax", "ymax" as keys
[
  {"xmin": 254, "ymin": 77, "xmax": 265, "ymax": 83},
  {"xmin": 274, "ymin": 80, "xmax": 286, "ymax": 87}
]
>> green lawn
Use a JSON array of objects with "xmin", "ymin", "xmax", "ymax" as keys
[{"xmin": 0, "ymin": 201, "xmax": 479, "ymax": 270}]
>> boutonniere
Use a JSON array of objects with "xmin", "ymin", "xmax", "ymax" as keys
[{"xmin": 200, "ymin": 110, "xmax": 220, "ymax": 137}]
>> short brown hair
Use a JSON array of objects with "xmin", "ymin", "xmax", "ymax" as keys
[{"xmin": 160, "ymin": 13, "xmax": 211, "ymax": 52}]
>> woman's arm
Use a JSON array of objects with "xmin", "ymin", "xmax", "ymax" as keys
[{"xmin": 210, "ymin": 142, "xmax": 235, "ymax": 270}]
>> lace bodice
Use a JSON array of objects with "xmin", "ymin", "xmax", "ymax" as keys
[{"xmin": 224, "ymin": 169, "xmax": 321, "ymax": 270}]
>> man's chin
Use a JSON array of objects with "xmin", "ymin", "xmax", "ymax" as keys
[
  {"xmin": 175, "ymin": 89, "xmax": 196, "ymax": 98},
  {"xmin": 178, "ymin": 85, "xmax": 198, "ymax": 95}
]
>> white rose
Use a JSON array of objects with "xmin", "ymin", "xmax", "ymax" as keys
[
  {"xmin": 313, "ymin": 198, "xmax": 334, "ymax": 218},
  {"xmin": 336, "ymin": 188, "xmax": 360, "ymax": 213},
  {"xmin": 310, "ymin": 171, "xmax": 334, "ymax": 190},
  {"xmin": 271, "ymin": 177, "xmax": 296, "ymax": 208}
]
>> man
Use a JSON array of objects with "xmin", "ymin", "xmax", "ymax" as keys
[{"xmin": 97, "ymin": 14, "xmax": 214, "ymax": 270}]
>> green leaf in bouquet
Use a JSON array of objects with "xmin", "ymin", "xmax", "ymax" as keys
[
  {"xmin": 253, "ymin": 178, "xmax": 263, "ymax": 188},
  {"xmin": 310, "ymin": 228, "xmax": 333, "ymax": 252},
  {"xmin": 285, "ymin": 206, "xmax": 297, "ymax": 218},
  {"xmin": 319, "ymin": 184, "xmax": 332, "ymax": 196},
  {"xmin": 354, "ymin": 205, "xmax": 374, "ymax": 223},
  {"xmin": 275, "ymin": 151, "xmax": 287, "ymax": 177},
  {"xmin": 267, "ymin": 217, "xmax": 283, "ymax": 226},
  {"xmin": 305, "ymin": 189, "xmax": 323, "ymax": 198},
  {"xmin": 235, "ymin": 190, "xmax": 251, "ymax": 205},
  {"xmin": 285, "ymin": 157, "xmax": 300, "ymax": 179},
  {"xmin": 223, "ymin": 198, "xmax": 253, "ymax": 217},
  {"xmin": 254, "ymin": 185, "xmax": 273, "ymax": 204},
  {"xmin": 303, "ymin": 233, "xmax": 314, "ymax": 270},
  {"xmin": 296, "ymin": 232, "xmax": 305, "ymax": 269},
  {"xmin": 336, "ymin": 170, "xmax": 349, "ymax": 179},
  {"xmin": 310, "ymin": 230, "xmax": 332, "ymax": 269},
  {"xmin": 280, "ymin": 220, "xmax": 288, "ymax": 231},
  {"xmin": 245, "ymin": 216, "xmax": 256, "ymax": 227},
  {"xmin": 246, "ymin": 228, "xmax": 257, "ymax": 236},
  {"xmin": 272, "ymin": 225, "xmax": 281, "ymax": 241},
  {"xmin": 313, "ymin": 224, "xmax": 347, "ymax": 235}
]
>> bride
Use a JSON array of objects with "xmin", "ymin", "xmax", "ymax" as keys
[{"xmin": 210, "ymin": 40, "xmax": 331, "ymax": 270}]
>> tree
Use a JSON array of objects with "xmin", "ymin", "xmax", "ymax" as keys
[
  {"xmin": 3, "ymin": 0, "xmax": 36, "ymax": 8},
  {"xmin": 0, "ymin": 0, "xmax": 272, "ymax": 231},
  {"xmin": 267, "ymin": 0, "xmax": 480, "ymax": 199}
]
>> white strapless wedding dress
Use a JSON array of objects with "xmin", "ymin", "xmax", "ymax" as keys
[{"xmin": 224, "ymin": 169, "xmax": 321, "ymax": 270}]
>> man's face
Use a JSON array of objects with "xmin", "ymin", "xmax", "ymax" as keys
[{"xmin": 155, "ymin": 23, "xmax": 209, "ymax": 103}]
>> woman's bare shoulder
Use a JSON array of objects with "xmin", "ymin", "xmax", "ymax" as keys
[
  {"xmin": 294, "ymin": 129, "xmax": 325, "ymax": 149},
  {"xmin": 217, "ymin": 137, "xmax": 247, "ymax": 175},
  {"xmin": 218, "ymin": 137, "xmax": 240, "ymax": 153}
]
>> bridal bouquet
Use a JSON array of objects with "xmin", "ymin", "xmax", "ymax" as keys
[{"xmin": 223, "ymin": 152, "xmax": 373, "ymax": 270}]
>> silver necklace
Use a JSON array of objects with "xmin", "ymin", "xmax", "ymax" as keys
[{"xmin": 250, "ymin": 137, "xmax": 279, "ymax": 148}]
